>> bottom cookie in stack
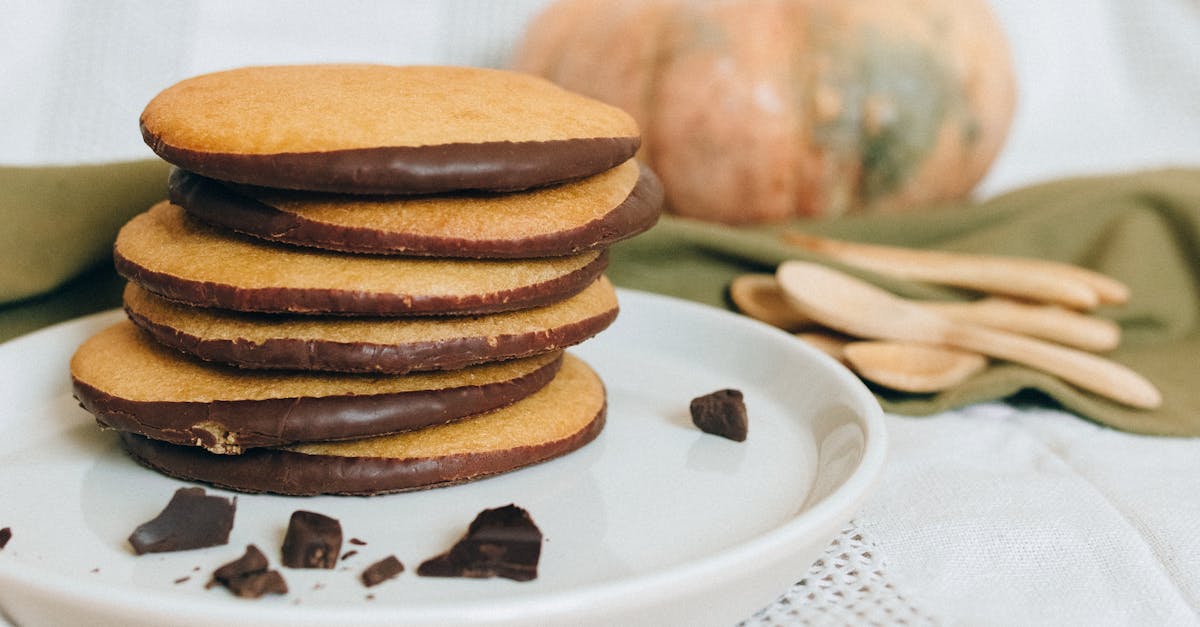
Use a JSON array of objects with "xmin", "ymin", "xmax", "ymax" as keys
[{"xmin": 71, "ymin": 323, "xmax": 605, "ymax": 495}]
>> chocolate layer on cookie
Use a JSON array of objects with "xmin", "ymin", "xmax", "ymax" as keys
[
  {"xmin": 140, "ymin": 65, "xmax": 640, "ymax": 194},
  {"xmin": 118, "ymin": 353, "xmax": 606, "ymax": 495},
  {"xmin": 169, "ymin": 160, "xmax": 662, "ymax": 257},
  {"xmin": 71, "ymin": 322, "xmax": 563, "ymax": 453},
  {"xmin": 123, "ymin": 277, "xmax": 618, "ymax": 373},
  {"xmin": 114, "ymin": 202, "xmax": 607, "ymax": 315}
]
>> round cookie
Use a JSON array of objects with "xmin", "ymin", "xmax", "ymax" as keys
[
  {"xmin": 123, "ymin": 277, "xmax": 619, "ymax": 373},
  {"xmin": 114, "ymin": 202, "xmax": 607, "ymax": 316},
  {"xmin": 140, "ymin": 64, "xmax": 641, "ymax": 194},
  {"xmin": 169, "ymin": 160, "xmax": 663, "ymax": 257},
  {"xmin": 118, "ymin": 353, "xmax": 606, "ymax": 495},
  {"xmin": 71, "ymin": 322, "xmax": 564, "ymax": 454}
]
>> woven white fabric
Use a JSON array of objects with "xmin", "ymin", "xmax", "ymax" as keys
[
  {"xmin": 745, "ymin": 406, "xmax": 1200, "ymax": 626},
  {"xmin": 744, "ymin": 522, "xmax": 940, "ymax": 627}
]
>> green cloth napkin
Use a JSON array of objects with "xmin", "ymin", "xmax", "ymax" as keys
[
  {"xmin": 608, "ymin": 168, "xmax": 1200, "ymax": 437},
  {"xmin": 0, "ymin": 160, "xmax": 170, "ymax": 339},
  {"xmin": 1, "ymin": 163, "xmax": 1196, "ymax": 436}
]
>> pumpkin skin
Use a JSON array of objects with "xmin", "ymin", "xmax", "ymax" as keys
[{"xmin": 513, "ymin": 0, "xmax": 1016, "ymax": 224}]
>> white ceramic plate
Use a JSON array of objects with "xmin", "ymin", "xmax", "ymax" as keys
[{"xmin": 0, "ymin": 289, "xmax": 885, "ymax": 627}]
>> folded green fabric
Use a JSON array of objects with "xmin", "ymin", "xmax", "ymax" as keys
[
  {"xmin": 0, "ymin": 160, "xmax": 170, "ymax": 340},
  {"xmin": 608, "ymin": 168, "xmax": 1200, "ymax": 437},
  {"xmin": 1, "ymin": 162, "xmax": 1196, "ymax": 436},
  {"xmin": 1, "ymin": 160, "xmax": 170, "ymax": 303}
]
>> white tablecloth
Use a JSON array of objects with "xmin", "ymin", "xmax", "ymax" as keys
[{"xmin": 4, "ymin": 1, "xmax": 1199, "ymax": 624}]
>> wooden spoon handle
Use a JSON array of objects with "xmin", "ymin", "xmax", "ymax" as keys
[
  {"xmin": 784, "ymin": 233, "xmax": 1129, "ymax": 309},
  {"xmin": 945, "ymin": 323, "xmax": 1161, "ymax": 409},
  {"xmin": 921, "ymin": 297, "xmax": 1121, "ymax": 352}
]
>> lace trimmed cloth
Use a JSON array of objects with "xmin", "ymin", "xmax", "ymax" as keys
[{"xmin": 744, "ymin": 522, "xmax": 938, "ymax": 627}]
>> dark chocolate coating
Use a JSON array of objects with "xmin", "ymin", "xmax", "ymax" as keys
[
  {"xmin": 168, "ymin": 164, "xmax": 663, "ymax": 258},
  {"xmin": 74, "ymin": 354, "xmax": 563, "ymax": 452},
  {"xmin": 124, "ymin": 302, "xmax": 616, "ymax": 374},
  {"xmin": 114, "ymin": 249, "xmax": 609, "ymax": 316},
  {"xmin": 142, "ymin": 123, "xmax": 640, "ymax": 194},
  {"xmin": 117, "ymin": 406, "xmax": 605, "ymax": 496}
]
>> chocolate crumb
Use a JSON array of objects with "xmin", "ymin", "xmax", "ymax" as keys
[
  {"xmin": 361, "ymin": 555, "xmax": 405, "ymax": 587},
  {"xmin": 90, "ymin": 568, "xmax": 100, "ymax": 574},
  {"xmin": 0, "ymin": 527, "xmax": 10, "ymax": 550},
  {"xmin": 342, "ymin": 550, "xmax": 358, "ymax": 560},
  {"xmin": 128, "ymin": 487, "xmax": 236, "ymax": 554},
  {"xmin": 208, "ymin": 544, "xmax": 288, "ymax": 598},
  {"xmin": 366, "ymin": 594, "xmax": 375, "ymax": 601},
  {"xmin": 689, "ymin": 389, "xmax": 748, "ymax": 442},
  {"xmin": 281, "ymin": 510, "xmax": 342, "ymax": 569},
  {"xmin": 174, "ymin": 576, "xmax": 190, "ymax": 585},
  {"xmin": 417, "ymin": 504, "xmax": 542, "ymax": 582},
  {"xmin": 349, "ymin": 538, "xmax": 367, "ymax": 546}
]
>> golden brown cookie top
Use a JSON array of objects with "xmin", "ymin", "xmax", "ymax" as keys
[
  {"xmin": 71, "ymin": 322, "xmax": 562, "ymax": 403},
  {"xmin": 113, "ymin": 202, "xmax": 607, "ymax": 315},
  {"xmin": 123, "ymin": 277, "xmax": 619, "ymax": 373},
  {"xmin": 70, "ymin": 321, "xmax": 566, "ymax": 451},
  {"xmin": 117, "ymin": 352, "xmax": 607, "ymax": 494},
  {"xmin": 170, "ymin": 160, "xmax": 662, "ymax": 257},
  {"xmin": 140, "ymin": 65, "xmax": 641, "ymax": 193}
]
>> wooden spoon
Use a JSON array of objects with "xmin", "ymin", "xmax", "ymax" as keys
[
  {"xmin": 729, "ymin": 273, "xmax": 813, "ymax": 331},
  {"xmin": 776, "ymin": 261, "xmax": 1161, "ymax": 409},
  {"xmin": 842, "ymin": 341, "xmax": 988, "ymax": 393},
  {"xmin": 732, "ymin": 273, "xmax": 1120, "ymax": 352},
  {"xmin": 783, "ymin": 232, "xmax": 1130, "ymax": 309}
]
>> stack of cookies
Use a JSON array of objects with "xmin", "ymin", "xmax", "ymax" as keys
[{"xmin": 69, "ymin": 65, "xmax": 662, "ymax": 496}]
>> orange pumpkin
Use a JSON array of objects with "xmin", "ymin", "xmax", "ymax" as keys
[{"xmin": 513, "ymin": 0, "xmax": 1016, "ymax": 224}]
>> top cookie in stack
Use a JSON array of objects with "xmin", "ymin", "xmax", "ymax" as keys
[{"xmin": 70, "ymin": 64, "xmax": 663, "ymax": 496}]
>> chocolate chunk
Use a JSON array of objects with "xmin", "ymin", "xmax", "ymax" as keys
[
  {"xmin": 0, "ymin": 527, "xmax": 10, "ymax": 550},
  {"xmin": 208, "ymin": 545, "xmax": 288, "ymax": 598},
  {"xmin": 689, "ymin": 389, "xmax": 748, "ymax": 442},
  {"xmin": 416, "ymin": 504, "xmax": 542, "ymax": 582},
  {"xmin": 281, "ymin": 511, "xmax": 342, "ymax": 569},
  {"xmin": 128, "ymin": 487, "xmax": 236, "ymax": 554},
  {"xmin": 361, "ymin": 555, "xmax": 405, "ymax": 587}
]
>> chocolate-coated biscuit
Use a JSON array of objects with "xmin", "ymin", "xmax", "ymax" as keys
[
  {"xmin": 71, "ymin": 322, "xmax": 563, "ymax": 453},
  {"xmin": 113, "ymin": 202, "xmax": 607, "ymax": 315},
  {"xmin": 169, "ymin": 160, "xmax": 662, "ymax": 258},
  {"xmin": 140, "ymin": 64, "xmax": 640, "ymax": 194},
  {"xmin": 118, "ymin": 353, "xmax": 606, "ymax": 495},
  {"xmin": 123, "ymin": 277, "xmax": 618, "ymax": 373}
]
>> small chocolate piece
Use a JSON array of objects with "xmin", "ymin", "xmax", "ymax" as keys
[
  {"xmin": 0, "ymin": 527, "xmax": 10, "ymax": 550},
  {"xmin": 128, "ymin": 487, "xmax": 236, "ymax": 554},
  {"xmin": 281, "ymin": 511, "xmax": 342, "ymax": 569},
  {"xmin": 209, "ymin": 544, "xmax": 288, "ymax": 598},
  {"xmin": 416, "ymin": 504, "xmax": 542, "ymax": 582},
  {"xmin": 349, "ymin": 538, "xmax": 367, "ymax": 546},
  {"xmin": 341, "ymin": 550, "xmax": 358, "ymax": 560},
  {"xmin": 689, "ymin": 389, "xmax": 748, "ymax": 442},
  {"xmin": 361, "ymin": 555, "xmax": 405, "ymax": 587}
]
